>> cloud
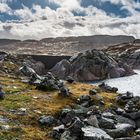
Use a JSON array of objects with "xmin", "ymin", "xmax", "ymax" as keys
[
  {"xmin": 0, "ymin": 3, "xmax": 11, "ymax": 13},
  {"xmin": 0, "ymin": 0, "xmax": 140, "ymax": 39}
]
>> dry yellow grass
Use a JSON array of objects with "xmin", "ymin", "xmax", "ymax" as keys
[{"xmin": 0, "ymin": 74, "xmax": 117, "ymax": 140}]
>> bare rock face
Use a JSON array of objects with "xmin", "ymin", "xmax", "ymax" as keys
[
  {"xmin": 105, "ymin": 41, "xmax": 140, "ymax": 69},
  {"xmin": 50, "ymin": 49, "xmax": 134, "ymax": 81}
]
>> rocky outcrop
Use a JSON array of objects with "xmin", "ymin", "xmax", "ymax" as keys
[
  {"xmin": 105, "ymin": 41, "xmax": 140, "ymax": 69},
  {"xmin": 51, "ymin": 49, "xmax": 134, "ymax": 81}
]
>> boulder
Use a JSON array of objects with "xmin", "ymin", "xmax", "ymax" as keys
[
  {"xmin": 82, "ymin": 126, "xmax": 113, "ymax": 140},
  {"xmin": 38, "ymin": 116, "xmax": 57, "ymax": 126},
  {"xmin": 68, "ymin": 117, "xmax": 84, "ymax": 138},
  {"xmin": 85, "ymin": 115, "xmax": 99, "ymax": 128},
  {"xmin": 20, "ymin": 65, "xmax": 64, "ymax": 91},
  {"xmin": 106, "ymin": 124, "xmax": 134, "ymax": 138},
  {"xmin": 59, "ymin": 109, "xmax": 75, "ymax": 125},
  {"xmin": 116, "ymin": 115, "xmax": 136, "ymax": 128},
  {"xmin": 115, "ymin": 135, "xmax": 140, "ymax": 140},
  {"xmin": 50, "ymin": 59, "xmax": 71, "ymax": 79},
  {"xmin": 123, "ymin": 111, "xmax": 140, "ymax": 120},
  {"xmin": 98, "ymin": 117, "xmax": 116, "ymax": 129},
  {"xmin": 102, "ymin": 112, "xmax": 116, "ymax": 120},
  {"xmin": 50, "ymin": 49, "xmax": 133, "ymax": 81}
]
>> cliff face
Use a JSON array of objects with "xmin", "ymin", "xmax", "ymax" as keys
[{"xmin": 0, "ymin": 35, "xmax": 135, "ymax": 55}]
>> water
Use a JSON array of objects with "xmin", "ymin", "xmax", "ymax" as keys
[{"xmin": 92, "ymin": 70, "xmax": 140, "ymax": 96}]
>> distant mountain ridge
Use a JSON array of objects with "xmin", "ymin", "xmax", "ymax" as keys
[{"xmin": 0, "ymin": 35, "xmax": 135, "ymax": 55}]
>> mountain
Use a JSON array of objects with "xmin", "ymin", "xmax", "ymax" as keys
[{"xmin": 0, "ymin": 35, "xmax": 135, "ymax": 55}]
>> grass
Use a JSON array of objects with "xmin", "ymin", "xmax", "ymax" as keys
[{"xmin": 0, "ymin": 74, "xmax": 117, "ymax": 140}]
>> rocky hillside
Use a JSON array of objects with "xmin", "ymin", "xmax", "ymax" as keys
[
  {"xmin": 0, "ymin": 53, "xmax": 140, "ymax": 140},
  {"xmin": 0, "ymin": 35, "xmax": 135, "ymax": 55},
  {"xmin": 105, "ymin": 41, "xmax": 140, "ymax": 69}
]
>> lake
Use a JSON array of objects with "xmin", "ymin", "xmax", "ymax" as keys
[{"xmin": 92, "ymin": 70, "xmax": 140, "ymax": 96}]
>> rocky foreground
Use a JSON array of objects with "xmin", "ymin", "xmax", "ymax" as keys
[{"xmin": 0, "ymin": 51, "xmax": 140, "ymax": 140}]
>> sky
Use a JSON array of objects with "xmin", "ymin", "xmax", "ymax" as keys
[{"xmin": 0, "ymin": 0, "xmax": 140, "ymax": 40}]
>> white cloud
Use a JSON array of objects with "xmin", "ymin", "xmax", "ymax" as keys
[
  {"xmin": 49, "ymin": 0, "xmax": 81, "ymax": 11},
  {"xmin": 0, "ymin": 3, "xmax": 11, "ymax": 13},
  {"xmin": 0, "ymin": 0, "xmax": 140, "ymax": 39}
]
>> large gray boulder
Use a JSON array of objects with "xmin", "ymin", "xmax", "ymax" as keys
[
  {"xmin": 50, "ymin": 49, "xmax": 133, "ymax": 81},
  {"xmin": 106, "ymin": 124, "xmax": 134, "ymax": 138}
]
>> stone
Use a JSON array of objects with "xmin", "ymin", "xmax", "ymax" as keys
[
  {"xmin": 20, "ymin": 65, "xmax": 63, "ymax": 91},
  {"xmin": 0, "ymin": 116, "xmax": 9, "ymax": 123},
  {"xmin": 78, "ymin": 95, "xmax": 91, "ymax": 103},
  {"xmin": 50, "ymin": 59, "xmax": 71, "ymax": 79},
  {"xmin": 19, "ymin": 65, "xmax": 36, "ymax": 77},
  {"xmin": 85, "ymin": 115, "xmax": 99, "ymax": 128},
  {"xmin": 99, "ymin": 82, "xmax": 118, "ymax": 93},
  {"xmin": 123, "ymin": 111, "xmax": 140, "ymax": 120},
  {"xmin": 124, "ymin": 101, "xmax": 138, "ymax": 113},
  {"xmin": 68, "ymin": 117, "xmax": 84, "ymax": 138},
  {"xmin": 116, "ymin": 115, "xmax": 136, "ymax": 128},
  {"xmin": 98, "ymin": 117, "xmax": 116, "ymax": 129},
  {"xmin": 73, "ymin": 105, "xmax": 88, "ymax": 116},
  {"xmin": 53, "ymin": 125, "xmax": 65, "ymax": 133},
  {"xmin": 82, "ymin": 126, "xmax": 113, "ymax": 140},
  {"xmin": 115, "ymin": 108, "xmax": 125, "ymax": 115},
  {"xmin": 50, "ymin": 130, "xmax": 61, "ymax": 140},
  {"xmin": 0, "ymin": 91, "xmax": 4, "ymax": 100},
  {"xmin": 60, "ymin": 131, "xmax": 76, "ymax": 140},
  {"xmin": 66, "ymin": 76, "xmax": 75, "ymax": 84},
  {"xmin": 102, "ymin": 112, "xmax": 116, "ymax": 120},
  {"xmin": 117, "ymin": 92, "xmax": 134, "ymax": 105},
  {"xmin": 106, "ymin": 124, "xmax": 134, "ymax": 138},
  {"xmin": 88, "ymin": 106, "xmax": 101, "ymax": 116},
  {"xmin": 59, "ymin": 87, "xmax": 70, "ymax": 97},
  {"xmin": 89, "ymin": 89, "xmax": 97, "ymax": 95},
  {"xmin": 60, "ymin": 109, "xmax": 75, "ymax": 125},
  {"xmin": 38, "ymin": 116, "xmax": 57, "ymax": 126}
]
